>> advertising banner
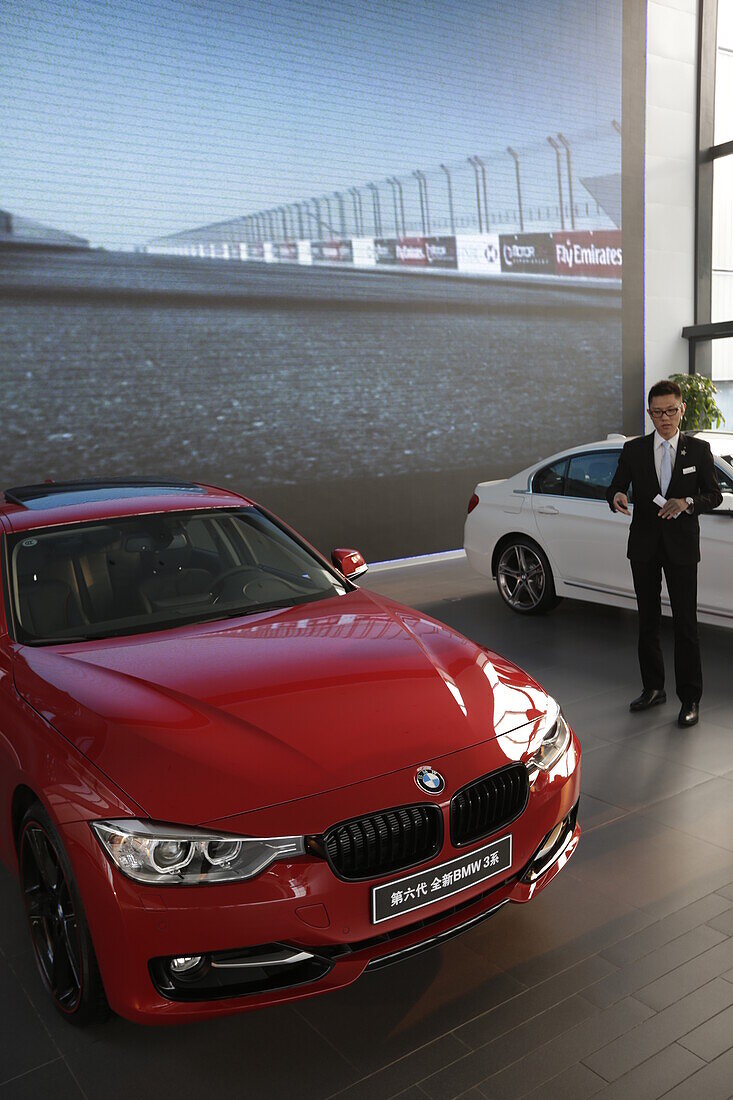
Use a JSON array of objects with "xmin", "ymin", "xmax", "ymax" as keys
[
  {"xmin": 238, "ymin": 243, "xmax": 248, "ymax": 261},
  {"xmin": 296, "ymin": 239, "xmax": 312, "ymax": 265},
  {"xmin": 352, "ymin": 237, "xmax": 376, "ymax": 267},
  {"xmin": 374, "ymin": 238, "xmax": 398, "ymax": 265},
  {"xmin": 425, "ymin": 236, "xmax": 458, "ymax": 269},
  {"xmin": 552, "ymin": 230, "xmax": 622, "ymax": 278},
  {"xmin": 396, "ymin": 236, "xmax": 428, "ymax": 266},
  {"xmin": 273, "ymin": 241, "xmax": 298, "ymax": 261},
  {"xmin": 263, "ymin": 241, "xmax": 274, "ymax": 262},
  {"xmin": 311, "ymin": 239, "xmax": 354, "ymax": 263},
  {"xmin": 456, "ymin": 234, "xmax": 501, "ymax": 274},
  {"xmin": 499, "ymin": 233, "xmax": 556, "ymax": 274},
  {"xmin": 248, "ymin": 241, "xmax": 264, "ymax": 260}
]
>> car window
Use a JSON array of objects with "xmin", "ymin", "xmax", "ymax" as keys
[
  {"xmin": 532, "ymin": 458, "xmax": 568, "ymax": 496},
  {"xmin": 715, "ymin": 463, "xmax": 733, "ymax": 495},
  {"xmin": 8, "ymin": 508, "xmax": 347, "ymax": 646},
  {"xmin": 565, "ymin": 451, "xmax": 620, "ymax": 500}
]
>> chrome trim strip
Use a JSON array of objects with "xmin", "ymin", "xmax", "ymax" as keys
[
  {"xmin": 563, "ymin": 580, "xmax": 733, "ymax": 621},
  {"xmin": 525, "ymin": 823, "xmax": 576, "ymax": 883},
  {"xmin": 210, "ymin": 948, "xmax": 314, "ymax": 970}
]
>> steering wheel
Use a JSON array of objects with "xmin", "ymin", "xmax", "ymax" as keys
[{"xmin": 209, "ymin": 567, "xmax": 264, "ymax": 605}]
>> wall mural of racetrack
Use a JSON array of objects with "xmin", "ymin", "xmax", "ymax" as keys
[{"xmin": 0, "ymin": 0, "xmax": 624, "ymax": 560}]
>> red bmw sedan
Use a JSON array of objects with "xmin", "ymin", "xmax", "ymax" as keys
[{"xmin": 0, "ymin": 479, "xmax": 581, "ymax": 1025}]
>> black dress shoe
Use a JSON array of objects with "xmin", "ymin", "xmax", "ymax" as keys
[
  {"xmin": 678, "ymin": 702, "xmax": 699, "ymax": 728},
  {"xmin": 629, "ymin": 689, "xmax": 667, "ymax": 712}
]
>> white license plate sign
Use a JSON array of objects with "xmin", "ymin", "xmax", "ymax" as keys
[{"xmin": 371, "ymin": 835, "xmax": 512, "ymax": 924}]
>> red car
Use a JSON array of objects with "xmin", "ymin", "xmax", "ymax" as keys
[{"xmin": 0, "ymin": 479, "xmax": 581, "ymax": 1025}]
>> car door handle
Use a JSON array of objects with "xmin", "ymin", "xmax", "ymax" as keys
[{"xmin": 536, "ymin": 505, "xmax": 559, "ymax": 515}]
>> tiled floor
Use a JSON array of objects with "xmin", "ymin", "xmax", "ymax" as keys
[{"xmin": 2, "ymin": 555, "xmax": 733, "ymax": 1099}]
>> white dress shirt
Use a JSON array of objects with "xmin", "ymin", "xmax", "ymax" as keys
[{"xmin": 653, "ymin": 429, "xmax": 679, "ymax": 484}]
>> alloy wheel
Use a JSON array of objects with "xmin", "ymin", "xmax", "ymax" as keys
[
  {"xmin": 497, "ymin": 544, "xmax": 546, "ymax": 610},
  {"xmin": 21, "ymin": 823, "xmax": 83, "ymax": 1013}
]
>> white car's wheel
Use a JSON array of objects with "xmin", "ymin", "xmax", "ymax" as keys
[{"xmin": 495, "ymin": 539, "xmax": 560, "ymax": 615}]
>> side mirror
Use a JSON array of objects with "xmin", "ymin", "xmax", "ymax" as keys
[{"xmin": 331, "ymin": 548, "xmax": 368, "ymax": 580}]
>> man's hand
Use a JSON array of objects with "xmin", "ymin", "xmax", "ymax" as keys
[
  {"xmin": 612, "ymin": 492, "xmax": 630, "ymax": 515},
  {"xmin": 659, "ymin": 497, "xmax": 689, "ymax": 519}
]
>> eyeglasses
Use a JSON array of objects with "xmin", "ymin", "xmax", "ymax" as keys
[{"xmin": 648, "ymin": 406, "xmax": 682, "ymax": 420}]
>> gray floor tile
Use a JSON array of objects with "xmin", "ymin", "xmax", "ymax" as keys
[
  {"xmin": 328, "ymin": 1035, "xmax": 468, "ymax": 1100},
  {"xmin": 709, "ymin": 906, "xmax": 733, "ymax": 935},
  {"xmin": 640, "ymin": 775, "xmax": 733, "ymax": 852},
  {"xmin": 454, "ymin": 955, "xmax": 615, "ymax": 1050},
  {"xmin": 419, "ymin": 994, "xmax": 592, "ymax": 1099},
  {"xmin": 297, "ymin": 936, "xmax": 524, "ymax": 1075},
  {"xmin": 568, "ymin": 814, "xmax": 733, "ymax": 915},
  {"xmin": 0, "ymin": 1060, "xmax": 85, "ymax": 1100},
  {"xmin": 562, "ymin": 689, "xmax": 674, "ymax": 746},
  {"xmin": 635, "ymin": 936, "xmax": 733, "ymax": 1010},
  {"xmin": 463, "ymin": 871, "xmax": 654, "ymax": 991},
  {"xmin": 470, "ymin": 996, "xmax": 653, "ymax": 1100},
  {"xmin": 62, "ymin": 1004, "xmax": 358, "ymax": 1100},
  {"xmin": 0, "ymin": 865, "xmax": 30, "ymax": 962},
  {"xmin": 678, "ymin": 1002, "xmax": 733, "ymax": 1062},
  {"xmin": 577, "ymin": 794, "xmax": 630, "ymax": 834},
  {"xmin": 660, "ymin": 1046, "xmax": 733, "ymax": 1099},
  {"xmin": 586, "ymin": 925, "xmax": 726, "ymax": 1008},
  {"xmin": 0, "ymin": 957, "xmax": 59, "ymax": 1088},
  {"xmin": 621, "ymin": 719, "xmax": 733, "ymax": 779},
  {"xmin": 584, "ymin": 978, "xmax": 733, "ymax": 1082},
  {"xmin": 600, "ymin": 892, "xmax": 733, "ymax": 967},
  {"xmin": 579, "ymin": 742, "xmax": 711, "ymax": 812},
  {"xmin": 518, "ymin": 1062, "xmax": 606, "ymax": 1100},
  {"xmin": 587, "ymin": 1043, "xmax": 705, "ymax": 1099}
]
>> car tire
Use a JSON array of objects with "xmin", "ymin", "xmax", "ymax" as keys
[
  {"xmin": 18, "ymin": 802, "xmax": 110, "ymax": 1026},
  {"xmin": 495, "ymin": 538, "xmax": 560, "ymax": 615}
]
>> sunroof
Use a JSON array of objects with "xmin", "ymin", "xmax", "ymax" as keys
[{"xmin": 4, "ymin": 479, "xmax": 206, "ymax": 510}]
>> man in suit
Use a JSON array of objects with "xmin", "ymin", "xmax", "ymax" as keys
[{"xmin": 607, "ymin": 379, "xmax": 722, "ymax": 727}]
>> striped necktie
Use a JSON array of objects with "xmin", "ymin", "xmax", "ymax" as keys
[{"xmin": 660, "ymin": 440, "xmax": 672, "ymax": 496}]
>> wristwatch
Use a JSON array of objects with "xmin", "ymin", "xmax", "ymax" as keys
[{"xmin": 685, "ymin": 496, "xmax": 694, "ymax": 513}]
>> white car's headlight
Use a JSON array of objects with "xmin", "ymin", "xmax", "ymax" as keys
[
  {"xmin": 91, "ymin": 820, "xmax": 305, "ymax": 886},
  {"xmin": 530, "ymin": 705, "xmax": 572, "ymax": 773}
]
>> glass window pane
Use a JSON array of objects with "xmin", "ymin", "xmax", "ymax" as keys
[
  {"xmin": 532, "ymin": 459, "xmax": 567, "ymax": 495},
  {"xmin": 716, "ymin": 1, "xmax": 733, "ymax": 144},
  {"xmin": 712, "ymin": 156, "xmax": 733, "ymax": 290},
  {"xmin": 566, "ymin": 452, "xmax": 620, "ymax": 499},
  {"xmin": 712, "ymin": 340, "xmax": 733, "ymax": 433}
]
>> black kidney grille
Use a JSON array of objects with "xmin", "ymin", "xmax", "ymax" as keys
[
  {"xmin": 451, "ymin": 764, "xmax": 529, "ymax": 846},
  {"xmin": 324, "ymin": 804, "xmax": 443, "ymax": 881}
]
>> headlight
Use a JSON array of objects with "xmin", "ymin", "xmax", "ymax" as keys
[
  {"xmin": 91, "ymin": 820, "xmax": 305, "ymax": 886},
  {"xmin": 530, "ymin": 705, "xmax": 572, "ymax": 773}
]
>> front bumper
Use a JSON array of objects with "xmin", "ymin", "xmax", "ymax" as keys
[{"xmin": 62, "ymin": 732, "xmax": 581, "ymax": 1024}]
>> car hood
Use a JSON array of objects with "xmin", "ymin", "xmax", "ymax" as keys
[{"xmin": 13, "ymin": 589, "xmax": 551, "ymax": 824}]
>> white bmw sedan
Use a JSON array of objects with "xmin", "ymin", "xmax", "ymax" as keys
[{"xmin": 464, "ymin": 432, "xmax": 733, "ymax": 628}]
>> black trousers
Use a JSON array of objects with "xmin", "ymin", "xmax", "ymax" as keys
[{"xmin": 630, "ymin": 552, "xmax": 702, "ymax": 704}]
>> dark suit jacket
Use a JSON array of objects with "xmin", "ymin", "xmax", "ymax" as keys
[{"xmin": 606, "ymin": 432, "xmax": 722, "ymax": 564}]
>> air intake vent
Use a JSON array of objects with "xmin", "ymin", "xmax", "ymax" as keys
[
  {"xmin": 450, "ymin": 764, "xmax": 529, "ymax": 846},
  {"xmin": 324, "ymin": 804, "xmax": 443, "ymax": 881}
]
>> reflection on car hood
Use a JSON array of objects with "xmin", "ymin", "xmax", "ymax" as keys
[{"xmin": 14, "ymin": 589, "xmax": 550, "ymax": 823}]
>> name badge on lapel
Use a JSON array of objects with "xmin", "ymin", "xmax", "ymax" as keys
[{"xmin": 683, "ymin": 466, "xmax": 696, "ymax": 474}]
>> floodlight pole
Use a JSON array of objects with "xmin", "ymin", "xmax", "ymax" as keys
[
  {"xmin": 547, "ymin": 136, "xmax": 565, "ymax": 231},
  {"xmin": 440, "ymin": 164, "xmax": 455, "ymax": 234},
  {"xmin": 557, "ymin": 133, "xmax": 576, "ymax": 230},
  {"xmin": 507, "ymin": 147, "xmax": 524, "ymax": 232}
]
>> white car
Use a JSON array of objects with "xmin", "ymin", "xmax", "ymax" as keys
[{"xmin": 464, "ymin": 432, "xmax": 733, "ymax": 628}]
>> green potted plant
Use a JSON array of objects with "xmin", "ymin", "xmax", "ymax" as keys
[{"xmin": 669, "ymin": 373, "xmax": 726, "ymax": 431}]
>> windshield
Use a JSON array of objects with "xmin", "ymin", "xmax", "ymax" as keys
[{"xmin": 8, "ymin": 508, "xmax": 347, "ymax": 645}]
